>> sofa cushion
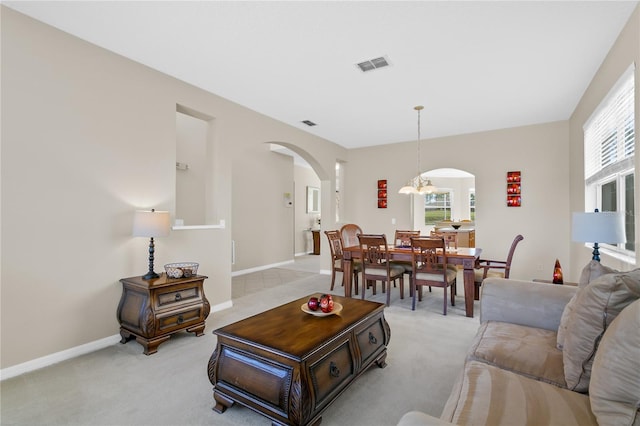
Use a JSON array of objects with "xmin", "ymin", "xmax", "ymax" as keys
[
  {"xmin": 440, "ymin": 360, "xmax": 596, "ymax": 426},
  {"xmin": 557, "ymin": 261, "xmax": 619, "ymax": 350},
  {"xmin": 589, "ymin": 299, "xmax": 640, "ymax": 426},
  {"xmin": 562, "ymin": 270, "xmax": 640, "ymax": 392},
  {"xmin": 469, "ymin": 321, "xmax": 565, "ymax": 387}
]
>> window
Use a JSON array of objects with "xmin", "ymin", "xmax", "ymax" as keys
[
  {"xmin": 424, "ymin": 191, "xmax": 452, "ymax": 225},
  {"xmin": 469, "ymin": 190, "xmax": 475, "ymax": 221},
  {"xmin": 584, "ymin": 64, "xmax": 635, "ymax": 256}
]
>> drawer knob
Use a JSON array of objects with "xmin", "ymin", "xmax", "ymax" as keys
[
  {"xmin": 177, "ymin": 315, "xmax": 184, "ymax": 324},
  {"xmin": 175, "ymin": 293, "xmax": 182, "ymax": 301},
  {"xmin": 369, "ymin": 332, "xmax": 377, "ymax": 345},
  {"xmin": 329, "ymin": 362, "xmax": 340, "ymax": 378}
]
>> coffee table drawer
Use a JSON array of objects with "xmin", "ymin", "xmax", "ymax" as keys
[
  {"xmin": 215, "ymin": 345, "xmax": 292, "ymax": 415},
  {"xmin": 309, "ymin": 340, "xmax": 355, "ymax": 407},
  {"xmin": 356, "ymin": 317, "xmax": 386, "ymax": 365}
]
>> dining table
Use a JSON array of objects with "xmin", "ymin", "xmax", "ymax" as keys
[{"xmin": 342, "ymin": 245, "xmax": 482, "ymax": 318}]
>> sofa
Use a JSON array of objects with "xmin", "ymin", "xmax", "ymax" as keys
[{"xmin": 398, "ymin": 262, "xmax": 640, "ymax": 426}]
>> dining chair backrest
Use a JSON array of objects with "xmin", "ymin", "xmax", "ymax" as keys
[
  {"xmin": 358, "ymin": 234, "xmax": 389, "ymax": 268},
  {"xmin": 503, "ymin": 234, "xmax": 525, "ymax": 278},
  {"xmin": 430, "ymin": 230, "xmax": 458, "ymax": 250},
  {"xmin": 340, "ymin": 223, "xmax": 363, "ymax": 248},
  {"xmin": 410, "ymin": 236, "xmax": 448, "ymax": 279},
  {"xmin": 394, "ymin": 230, "xmax": 420, "ymax": 248},
  {"xmin": 325, "ymin": 230, "xmax": 344, "ymax": 262}
]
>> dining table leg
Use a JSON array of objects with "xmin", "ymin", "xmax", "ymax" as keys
[
  {"xmin": 343, "ymin": 256, "xmax": 353, "ymax": 298},
  {"xmin": 462, "ymin": 258, "xmax": 475, "ymax": 317}
]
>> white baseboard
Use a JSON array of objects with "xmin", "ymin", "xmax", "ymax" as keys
[
  {"xmin": 0, "ymin": 300, "xmax": 233, "ymax": 381},
  {"xmin": 231, "ymin": 260, "xmax": 294, "ymax": 277},
  {"xmin": 319, "ymin": 269, "xmax": 331, "ymax": 275},
  {"xmin": 0, "ymin": 334, "xmax": 121, "ymax": 381}
]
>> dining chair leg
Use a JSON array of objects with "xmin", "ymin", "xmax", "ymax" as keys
[
  {"xmin": 330, "ymin": 270, "xmax": 336, "ymax": 291},
  {"xmin": 411, "ymin": 279, "xmax": 417, "ymax": 311},
  {"xmin": 353, "ymin": 273, "xmax": 359, "ymax": 296},
  {"xmin": 451, "ymin": 281, "xmax": 456, "ymax": 306},
  {"xmin": 386, "ymin": 280, "xmax": 391, "ymax": 307},
  {"xmin": 443, "ymin": 286, "xmax": 448, "ymax": 315},
  {"xmin": 399, "ymin": 277, "xmax": 404, "ymax": 299}
]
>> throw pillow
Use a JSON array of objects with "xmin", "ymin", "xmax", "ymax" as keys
[
  {"xmin": 578, "ymin": 259, "xmax": 618, "ymax": 289},
  {"xmin": 589, "ymin": 299, "xmax": 640, "ymax": 426},
  {"xmin": 562, "ymin": 269, "xmax": 640, "ymax": 392},
  {"xmin": 557, "ymin": 261, "xmax": 618, "ymax": 350}
]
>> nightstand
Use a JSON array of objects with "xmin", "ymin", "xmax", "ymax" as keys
[{"xmin": 117, "ymin": 274, "xmax": 210, "ymax": 355}]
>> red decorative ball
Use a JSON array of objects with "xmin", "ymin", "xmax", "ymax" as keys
[
  {"xmin": 319, "ymin": 294, "xmax": 334, "ymax": 313},
  {"xmin": 307, "ymin": 297, "xmax": 319, "ymax": 311}
]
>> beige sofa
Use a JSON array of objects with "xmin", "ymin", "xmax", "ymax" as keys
[{"xmin": 398, "ymin": 267, "xmax": 640, "ymax": 426}]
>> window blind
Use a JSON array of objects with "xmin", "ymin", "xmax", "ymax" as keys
[{"xmin": 584, "ymin": 64, "xmax": 635, "ymax": 180}]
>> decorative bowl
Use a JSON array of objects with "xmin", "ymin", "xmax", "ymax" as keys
[
  {"xmin": 165, "ymin": 262, "xmax": 199, "ymax": 278},
  {"xmin": 452, "ymin": 224, "xmax": 461, "ymax": 229},
  {"xmin": 301, "ymin": 302, "xmax": 343, "ymax": 317}
]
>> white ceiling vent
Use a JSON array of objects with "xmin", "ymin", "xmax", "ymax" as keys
[
  {"xmin": 301, "ymin": 120, "xmax": 316, "ymax": 127},
  {"xmin": 356, "ymin": 56, "xmax": 390, "ymax": 72}
]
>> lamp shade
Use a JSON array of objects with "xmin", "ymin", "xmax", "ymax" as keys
[
  {"xmin": 572, "ymin": 211, "xmax": 626, "ymax": 244},
  {"xmin": 132, "ymin": 210, "xmax": 170, "ymax": 238},
  {"xmin": 399, "ymin": 185, "xmax": 419, "ymax": 194}
]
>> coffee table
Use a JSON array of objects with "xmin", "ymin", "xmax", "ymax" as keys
[{"xmin": 207, "ymin": 294, "xmax": 390, "ymax": 426}]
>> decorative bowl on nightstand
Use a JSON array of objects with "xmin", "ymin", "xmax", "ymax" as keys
[{"xmin": 165, "ymin": 262, "xmax": 199, "ymax": 278}]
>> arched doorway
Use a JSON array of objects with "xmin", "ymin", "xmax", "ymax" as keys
[
  {"xmin": 268, "ymin": 143, "xmax": 328, "ymax": 261},
  {"xmin": 411, "ymin": 168, "xmax": 476, "ymax": 238}
]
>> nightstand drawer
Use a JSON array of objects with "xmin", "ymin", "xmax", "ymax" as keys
[
  {"xmin": 156, "ymin": 285, "xmax": 200, "ymax": 308},
  {"xmin": 156, "ymin": 306, "xmax": 203, "ymax": 333}
]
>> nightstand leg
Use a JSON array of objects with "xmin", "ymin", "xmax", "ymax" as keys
[
  {"xmin": 187, "ymin": 322, "xmax": 206, "ymax": 337},
  {"xmin": 138, "ymin": 335, "xmax": 171, "ymax": 355}
]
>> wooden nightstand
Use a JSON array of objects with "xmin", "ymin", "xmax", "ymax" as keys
[{"xmin": 117, "ymin": 274, "xmax": 210, "ymax": 355}]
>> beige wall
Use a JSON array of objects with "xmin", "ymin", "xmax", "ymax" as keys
[
  {"xmin": 569, "ymin": 5, "xmax": 640, "ymax": 279},
  {"xmin": 0, "ymin": 7, "xmax": 345, "ymax": 369}
]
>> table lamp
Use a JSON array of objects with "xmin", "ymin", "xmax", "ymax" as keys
[
  {"xmin": 572, "ymin": 209, "xmax": 625, "ymax": 262},
  {"xmin": 133, "ymin": 209, "xmax": 170, "ymax": 279}
]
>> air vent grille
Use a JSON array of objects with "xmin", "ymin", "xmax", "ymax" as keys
[
  {"xmin": 301, "ymin": 120, "xmax": 316, "ymax": 127},
  {"xmin": 356, "ymin": 56, "xmax": 390, "ymax": 72}
]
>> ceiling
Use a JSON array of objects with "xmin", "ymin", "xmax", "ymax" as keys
[{"xmin": 5, "ymin": 1, "xmax": 638, "ymax": 149}]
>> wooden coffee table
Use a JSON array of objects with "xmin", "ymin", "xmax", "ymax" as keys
[{"xmin": 207, "ymin": 294, "xmax": 390, "ymax": 426}]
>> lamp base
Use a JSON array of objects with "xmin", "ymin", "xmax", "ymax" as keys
[
  {"xmin": 142, "ymin": 237, "xmax": 160, "ymax": 280},
  {"xmin": 592, "ymin": 242, "xmax": 601, "ymax": 262},
  {"xmin": 142, "ymin": 271, "xmax": 160, "ymax": 280}
]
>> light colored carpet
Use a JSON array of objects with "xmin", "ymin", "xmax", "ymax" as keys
[{"xmin": 1, "ymin": 267, "xmax": 480, "ymax": 426}]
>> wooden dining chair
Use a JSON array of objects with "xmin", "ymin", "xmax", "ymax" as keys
[
  {"xmin": 358, "ymin": 234, "xmax": 405, "ymax": 307},
  {"xmin": 394, "ymin": 230, "xmax": 420, "ymax": 248},
  {"xmin": 474, "ymin": 234, "xmax": 524, "ymax": 300},
  {"xmin": 324, "ymin": 230, "xmax": 361, "ymax": 295},
  {"xmin": 392, "ymin": 230, "xmax": 421, "ymax": 295},
  {"xmin": 340, "ymin": 223, "xmax": 362, "ymax": 248},
  {"xmin": 410, "ymin": 236, "xmax": 457, "ymax": 315}
]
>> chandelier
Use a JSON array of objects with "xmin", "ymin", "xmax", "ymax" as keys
[{"xmin": 398, "ymin": 105, "xmax": 437, "ymax": 195}]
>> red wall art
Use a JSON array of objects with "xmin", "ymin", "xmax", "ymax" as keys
[{"xmin": 378, "ymin": 179, "xmax": 387, "ymax": 208}]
